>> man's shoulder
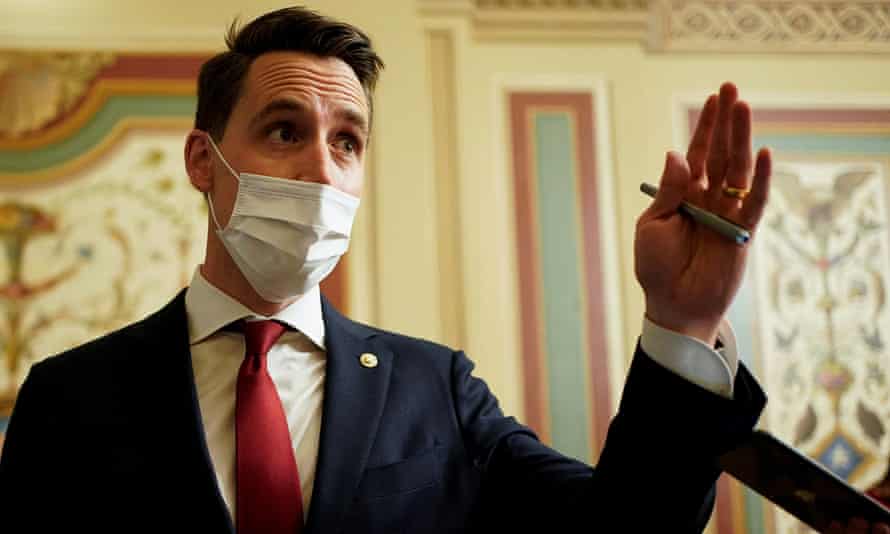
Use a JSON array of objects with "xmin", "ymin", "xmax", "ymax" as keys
[
  {"xmin": 331, "ymin": 313, "xmax": 464, "ymax": 375},
  {"xmin": 31, "ymin": 294, "xmax": 185, "ymax": 379},
  {"xmin": 323, "ymin": 299, "xmax": 459, "ymax": 361},
  {"xmin": 352, "ymin": 319, "xmax": 457, "ymax": 357}
]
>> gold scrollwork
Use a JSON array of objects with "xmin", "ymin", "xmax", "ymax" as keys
[{"xmin": 0, "ymin": 51, "xmax": 116, "ymax": 139}]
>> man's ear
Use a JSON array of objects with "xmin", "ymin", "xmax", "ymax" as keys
[{"xmin": 185, "ymin": 130, "xmax": 213, "ymax": 193}]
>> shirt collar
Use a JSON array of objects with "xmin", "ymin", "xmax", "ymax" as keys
[{"xmin": 184, "ymin": 267, "xmax": 326, "ymax": 350}]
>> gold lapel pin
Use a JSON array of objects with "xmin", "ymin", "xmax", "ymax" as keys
[{"xmin": 359, "ymin": 353, "xmax": 378, "ymax": 368}]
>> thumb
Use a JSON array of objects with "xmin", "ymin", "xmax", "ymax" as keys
[{"xmin": 647, "ymin": 151, "xmax": 691, "ymax": 219}]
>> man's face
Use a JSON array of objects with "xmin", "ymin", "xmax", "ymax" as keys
[{"xmin": 206, "ymin": 51, "xmax": 369, "ymax": 227}]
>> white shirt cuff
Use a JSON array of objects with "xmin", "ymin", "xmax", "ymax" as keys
[{"xmin": 639, "ymin": 317, "xmax": 739, "ymax": 399}]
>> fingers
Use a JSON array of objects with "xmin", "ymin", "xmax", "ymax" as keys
[
  {"xmin": 706, "ymin": 82, "xmax": 738, "ymax": 200},
  {"xmin": 650, "ymin": 82, "xmax": 769, "ymax": 238},
  {"xmin": 725, "ymin": 101, "xmax": 753, "ymax": 192},
  {"xmin": 738, "ymin": 148, "xmax": 772, "ymax": 230},
  {"xmin": 645, "ymin": 151, "xmax": 691, "ymax": 219},
  {"xmin": 686, "ymin": 94, "xmax": 718, "ymax": 185},
  {"xmin": 874, "ymin": 523, "xmax": 890, "ymax": 534}
]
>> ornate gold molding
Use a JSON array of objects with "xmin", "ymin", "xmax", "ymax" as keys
[
  {"xmin": 419, "ymin": 0, "xmax": 890, "ymax": 53},
  {"xmin": 420, "ymin": 0, "xmax": 648, "ymax": 41},
  {"xmin": 0, "ymin": 51, "xmax": 115, "ymax": 139},
  {"xmin": 650, "ymin": 1, "xmax": 890, "ymax": 53}
]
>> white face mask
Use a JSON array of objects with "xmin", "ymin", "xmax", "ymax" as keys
[{"xmin": 205, "ymin": 136, "xmax": 360, "ymax": 303}]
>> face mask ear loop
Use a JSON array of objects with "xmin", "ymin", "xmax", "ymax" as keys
[
  {"xmin": 205, "ymin": 134, "xmax": 240, "ymax": 232},
  {"xmin": 205, "ymin": 192, "xmax": 225, "ymax": 232}
]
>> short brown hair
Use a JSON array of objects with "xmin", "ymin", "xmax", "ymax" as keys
[{"xmin": 195, "ymin": 6, "xmax": 384, "ymax": 141}]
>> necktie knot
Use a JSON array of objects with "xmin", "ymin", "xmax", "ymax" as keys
[{"xmin": 241, "ymin": 320, "xmax": 287, "ymax": 360}]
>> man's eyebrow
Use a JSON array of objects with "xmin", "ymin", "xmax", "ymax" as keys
[
  {"xmin": 337, "ymin": 108, "xmax": 370, "ymax": 138},
  {"xmin": 249, "ymin": 98, "xmax": 370, "ymax": 138},
  {"xmin": 249, "ymin": 98, "xmax": 307, "ymax": 130}
]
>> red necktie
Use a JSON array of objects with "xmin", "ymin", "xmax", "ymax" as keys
[{"xmin": 236, "ymin": 320, "xmax": 304, "ymax": 534}]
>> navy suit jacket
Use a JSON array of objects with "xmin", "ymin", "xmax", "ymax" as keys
[{"xmin": 0, "ymin": 290, "xmax": 765, "ymax": 533}]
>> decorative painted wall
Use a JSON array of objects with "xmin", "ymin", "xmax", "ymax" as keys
[
  {"xmin": 682, "ymin": 101, "xmax": 890, "ymax": 533},
  {"xmin": 505, "ymin": 84, "xmax": 623, "ymax": 463},
  {"xmin": 0, "ymin": 52, "xmax": 350, "ymax": 452}
]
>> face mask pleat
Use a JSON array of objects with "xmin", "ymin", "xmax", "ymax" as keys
[
  {"xmin": 232, "ymin": 186, "xmax": 355, "ymax": 237},
  {"xmin": 238, "ymin": 173, "xmax": 360, "ymax": 209}
]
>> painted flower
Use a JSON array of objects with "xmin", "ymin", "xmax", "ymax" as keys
[{"xmin": 817, "ymin": 361, "xmax": 853, "ymax": 392}]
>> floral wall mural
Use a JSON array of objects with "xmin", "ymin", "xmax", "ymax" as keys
[{"xmin": 682, "ymin": 102, "xmax": 890, "ymax": 533}]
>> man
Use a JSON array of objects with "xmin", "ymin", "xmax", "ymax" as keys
[{"xmin": 0, "ymin": 6, "xmax": 882, "ymax": 534}]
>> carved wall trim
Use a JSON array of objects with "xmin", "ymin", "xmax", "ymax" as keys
[
  {"xmin": 425, "ymin": 28, "xmax": 468, "ymax": 351},
  {"xmin": 650, "ymin": 0, "xmax": 890, "ymax": 53},
  {"xmin": 420, "ymin": 0, "xmax": 648, "ymax": 41},
  {"xmin": 419, "ymin": 0, "xmax": 890, "ymax": 53}
]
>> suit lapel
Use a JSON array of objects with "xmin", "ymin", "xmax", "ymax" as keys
[
  {"xmin": 145, "ymin": 290, "xmax": 235, "ymax": 533},
  {"xmin": 305, "ymin": 297, "xmax": 393, "ymax": 534}
]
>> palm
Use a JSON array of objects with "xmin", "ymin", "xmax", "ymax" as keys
[
  {"xmin": 636, "ymin": 200, "xmax": 747, "ymax": 324},
  {"xmin": 634, "ymin": 83, "xmax": 772, "ymax": 344}
]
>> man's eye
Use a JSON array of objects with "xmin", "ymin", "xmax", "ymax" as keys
[
  {"xmin": 268, "ymin": 125, "xmax": 298, "ymax": 143},
  {"xmin": 333, "ymin": 137, "xmax": 357, "ymax": 154}
]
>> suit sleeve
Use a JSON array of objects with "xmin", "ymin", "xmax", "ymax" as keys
[
  {"xmin": 0, "ymin": 363, "xmax": 60, "ymax": 530},
  {"xmin": 450, "ymin": 342, "xmax": 765, "ymax": 531}
]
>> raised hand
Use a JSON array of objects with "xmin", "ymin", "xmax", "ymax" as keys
[{"xmin": 634, "ymin": 82, "xmax": 772, "ymax": 345}]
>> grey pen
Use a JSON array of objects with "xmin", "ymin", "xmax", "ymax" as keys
[{"xmin": 639, "ymin": 182, "xmax": 750, "ymax": 246}]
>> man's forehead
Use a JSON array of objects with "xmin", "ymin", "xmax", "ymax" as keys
[{"xmin": 244, "ymin": 51, "xmax": 368, "ymax": 114}]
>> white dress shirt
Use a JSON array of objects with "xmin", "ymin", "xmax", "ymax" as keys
[
  {"xmin": 186, "ymin": 269, "xmax": 326, "ymax": 522},
  {"xmin": 184, "ymin": 268, "xmax": 739, "ymax": 524},
  {"xmin": 641, "ymin": 317, "xmax": 739, "ymax": 399}
]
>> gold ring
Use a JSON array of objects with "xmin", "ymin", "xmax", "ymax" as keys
[{"xmin": 723, "ymin": 186, "xmax": 750, "ymax": 200}]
